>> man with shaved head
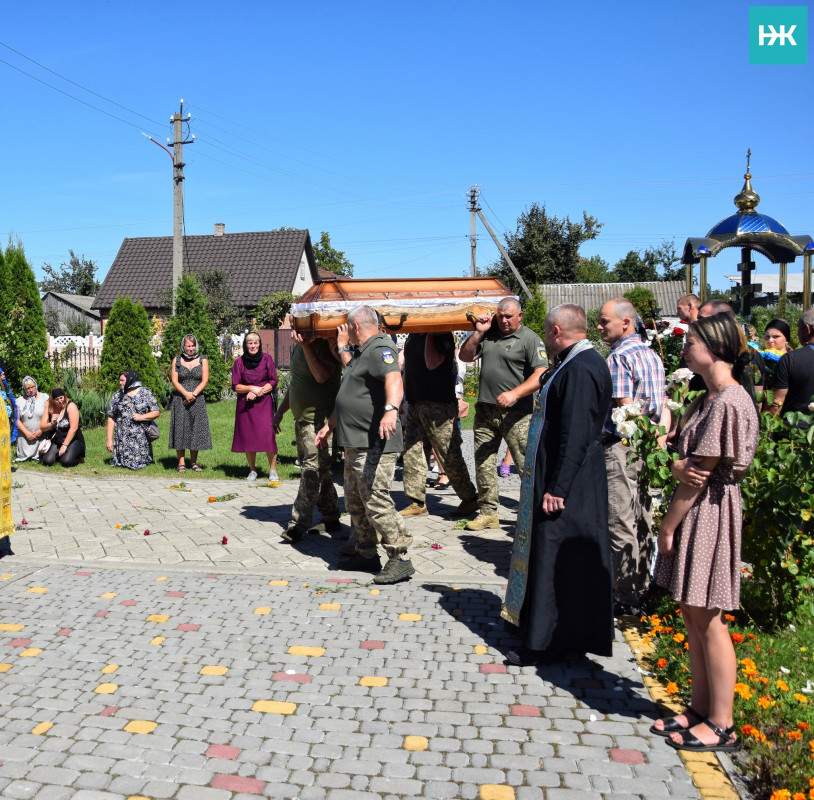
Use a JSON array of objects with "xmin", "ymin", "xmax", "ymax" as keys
[
  {"xmin": 677, "ymin": 294, "xmax": 701, "ymax": 324},
  {"xmin": 597, "ymin": 297, "xmax": 666, "ymax": 615},
  {"xmin": 459, "ymin": 297, "xmax": 548, "ymax": 531},
  {"xmin": 502, "ymin": 304, "xmax": 614, "ymax": 665}
]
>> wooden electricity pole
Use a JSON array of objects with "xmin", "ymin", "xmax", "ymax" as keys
[{"xmin": 170, "ymin": 100, "xmax": 194, "ymax": 314}]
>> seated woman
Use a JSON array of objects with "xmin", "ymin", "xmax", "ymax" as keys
[
  {"xmin": 106, "ymin": 370, "xmax": 160, "ymax": 470},
  {"xmin": 41, "ymin": 388, "xmax": 86, "ymax": 467},
  {"xmin": 15, "ymin": 376, "xmax": 48, "ymax": 462}
]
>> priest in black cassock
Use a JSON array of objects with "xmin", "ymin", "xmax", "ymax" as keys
[{"xmin": 501, "ymin": 303, "xmax": 614, "ymax": 666}]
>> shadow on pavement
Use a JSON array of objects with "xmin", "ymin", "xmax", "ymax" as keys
[{"xmin": 458, "ymin": 533, "xmax": 511, "ymax": 577}]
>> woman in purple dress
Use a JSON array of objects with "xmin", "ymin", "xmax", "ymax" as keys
[
  {"xmin": 231, "ymin": 332, "xmax": 278, "ymax": 481},
  {"xmin": 651, "ymin": 313, "xmax": 758, "ymax": 754}
]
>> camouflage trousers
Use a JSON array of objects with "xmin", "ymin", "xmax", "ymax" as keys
[
  {"xmin": 344, "ymin": 445, "xmax": 411, "ymax": 561},
  {"xmin": 473, "ymin": 402, "xmax": 531, "ymax": 515},
  {"xmin": 402, "ymin": 400, "xmax": 476, "ymax": 504},
  {"xmin": 288, "ymin": 417, "xmax": 340, "ymax": 534}
]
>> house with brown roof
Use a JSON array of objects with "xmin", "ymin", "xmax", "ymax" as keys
[{"xmin": 92, "ymin": 226, "xmax": 321, "ymax": 325}]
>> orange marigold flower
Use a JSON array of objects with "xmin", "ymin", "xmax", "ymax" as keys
[
  {"xmin": 796, "ymin": 693, "xmax": 809, "ymax": 704},
  {"xmin": 207, "ymin": 496, "xmax": 217, "ymax": 502},
  {"xmin": 731, "ymin": 632, "xmax": 745, "ymax": 644},
  {"xmin": 760, "ymin": 676, "xmax": 770, "ymax": 685},
  {"xmin": 662, "ymin": 626, "xmax": 674, "ymax": 633},
  {"xmin": 788, "ymin": 730, "xmax": 803, "ymax": 740},
  {"xmin": 740, "ymin": 724, "xmax": 756, "ymax": 735},
  {"xmin": 725, "ymin": 614, "xmax": 735, "ymax": 622},
  {"xmin": 770, "ymin": 790, "xmax": 791, "ymax": 800},
  {"xmin": 809, "ymin": 776, "xmax": 814, "ymax": 786},
  {"xmin": 758, "ymin": 696, "xmax": 772, "ymax": 709},
  {"xmin": 735, "ymin": 683, "xmax": 753, "ymax": 700},
  {"xmin": 799, "ymin": 722, "xmax": 811, "ymax": 731},
  {"xmin": 794, "ymin": 793, "xmax": 806, "ymax": 800},
  {"xmin": 747, "ymin": 633, "xmax": 757, "ymax": 640},
  {"xmin": 809, "ymin": 789, "xmax": 814, "ymax": 800},
  {"xmin": 673, "ymin": 633, "xmax": 685, "ymax": 643},
  {"xmin": 666, "ymin": 682, "xmax": 679, "ymax": 695},
  {"xmin": 777, "ymin": 680, "xmax": 790, "ymax": 691},
  {"xmin": 657, "ymin": 658, "xmax": 667, "ymax": 669},
  {"xmin": 684, "ymin": 642, "xmax": 690, "ymax": 650}
]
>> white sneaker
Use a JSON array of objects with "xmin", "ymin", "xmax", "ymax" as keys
[
  {"xmin": 245, "ymin": 470, "xmax": 258, "ymax": 482},
  {"xmin": 269, "ymin": 469, "xmax": 279, "ymax": 482}
]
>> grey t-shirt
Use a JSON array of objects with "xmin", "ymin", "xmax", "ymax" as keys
[
  {"xmin": 335, "ymin": 333, "xmax": 403, "ymax": 452},
  {"xmin": 475, "ymin": 325, "xmax": 547, "ymax": 413}
]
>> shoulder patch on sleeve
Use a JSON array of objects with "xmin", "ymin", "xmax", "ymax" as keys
[{"xmin": 381, "ymin": 349, "xmax": 395, "ymax": 365}]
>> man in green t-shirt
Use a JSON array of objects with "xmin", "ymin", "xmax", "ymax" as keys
[
  {"xmin": 459, "ymin": 297, "xmax": 548, "ymax": 531},
  {"xmin": 315, "ymin": 305, "xmax": 414, "ymax": 585},
  {"xmin": 273, "ymin": 331, "xmax": 342, "ymax": 543}
]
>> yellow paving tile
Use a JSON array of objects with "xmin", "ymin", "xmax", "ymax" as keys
[
  {"xmin": 155, "ymin": 577, "xmax": 167, "ymax": 581},
  {"xmin": 404, "ymin": 735, "xmax": 429, "ymax": 751},
  {"xmin": 474, "ymin": 645, "xmax": 488, "ymax": 655},
  {"xmin": 101, "ymin": 664, "xmax": 119, "ymax": 674},
  {"xmin": 369, "ymin": 589, "xmax": 380, "ymax": 595},
  {"xmin": 480, "ymin": 786, "xmax": 515, "ymax": 800},
  {"xmin": 32, "ymin": 722, "xmax": 53, "ymax": 735},
  {"xmin": 150, "ymin": 637, "xmax": 165, "ymax": 645},
  {"xmin": 302, "ymin": 583, "xmax": 308, "ymax": 588},
  {"xmin": 268, "ymin": 580, "xmax": 289, "ymax": 586},
  {"xmin": 100, "ymin": 592, "xmax": 118, "ymax": 599},
  {"xmin": 0, "ymin": 623, "xmax": 24, "ymax": 632},
  {"xmin": 0, "ymin": 664, "xmax": 12, "ymax": 673},
  {"xmin": 360, "ymin": 676, "xmax": 388, "ymax": 687},
  {"xmin": 146, "ymin": 614, "xmax": 170, "ymax": 623},
  {"xmin": 398, "ymin": 613, "xmax": 422, "ymax": 621},
  {"xmin": 288, "ymin": 646, "xmax": 325, "ymax": 657},
  {"xmin": 318, "ymin": 603, "xmax": 340, "ymax": 611},
  {"xmin": 127, "ymin": 796, "xmax": 150, "ymax": 800},
  {"xmin": 27, "ymin": 587, "xmax": 48, "ymax": 594},
  {"xmin": 20, "ymin": 648, "xmax": 42, "ymax": 658},
  {"xmin": 200, "ymin": 665, "xmax": 229, "ymax": 676},
  {"xmin": 94, "ymin": 683, "xmax": 118, "ymax": 694},
  {"xmin": 0, "ymin": 574, "xmax": 12, "ymax": 580},
  {"xmin": 252, "ymin": 700, "xmax": 297, "ymax": 715},
  {"xmin": 254, "ymin": 607, "xmax": 271, "ymax": 615},
  {"xmin": 124, "ymin": 720, "xmax": 157, "ymax": 734}
]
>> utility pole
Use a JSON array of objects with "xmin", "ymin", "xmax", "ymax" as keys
[
  {"xmin": 468, "ymin": 186, "xmax": 479, "ymax": 277},
  {"xmin": 170, "ymin": 100, "xmax": 194, "ymax": 315}
]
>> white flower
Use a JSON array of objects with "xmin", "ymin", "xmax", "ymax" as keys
[
  {"xmin": 611, "ymin": 407, "xmax": 628, "ymax": 426},
  {"xmin": 616, "ymin": 419, "xmax": 637, "ymax": 438},
  {"xmin": 666, "ymin": 399, "xmax": 683, "ymax": 412},
  {"xmin": 627, "ymin": 400, "xmax": 644, "ymax": 417},
  {"xmin": 809, "ymin": 402, "xmax": 814, "ymax": 412},
  {"xmin": 668, "ymin": 368, "xmax": 694, "ymax": 386}
]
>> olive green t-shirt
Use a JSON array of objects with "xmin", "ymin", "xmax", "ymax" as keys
[
  {"xmin": 335, "ymin": 333, "xmax": 402, "ymax": 452},
  {"xmin": 475, "ymin": 325, "xmax": 547, "ymax": 413},
  {"xmin": 289, "ymin": 339, "xmax": 341, "ymax": 423}
]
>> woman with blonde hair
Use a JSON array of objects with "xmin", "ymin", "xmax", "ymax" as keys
[
  {"xmin": 231, "ymin": 332, "xmax": 278, "ymax": 481},
  {"xmin": 651, "ymin": 313, "xmax": 758, "ymax": 753}
]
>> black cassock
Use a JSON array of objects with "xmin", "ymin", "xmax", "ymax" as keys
[{"xmin": 517, "ymin": 344, "xmax": 614, "ymax": 656}]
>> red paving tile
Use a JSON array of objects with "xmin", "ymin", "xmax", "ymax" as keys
[
  {"xmin": 324, "ymin": 578, "xmax": 354, "ymax": 584},
  {"xmin": 360, "ymin": 640, "xmax": 385, "ymax": 650},
  {"xmin": 57, "ymin": 629, "xmax": 72, "ymax": 636},
  {"xmin": 94, "ymin": 611, "xmax": 108, "ymax": 618},
  {"xmin": 480, "ymin": 664, "xmax": 507, "ymax": 674},
  {"xmin": 206, "ymin": 574, "xmax": 218, "ymax": 579},
  {"xmin": 176, "ymin": 623, "xmax": 200, "ymax": 632},
  {"xmin": 100, "ymin": 706, "xmax": 118, "ymax": 717},
  {"xmin": 165, "ymin": 591, "xmax": 186, "ymax": 598},
  {"xmin": 74, "ymin": 572, "xmax": 92, "ymax": 576},
  {"xmin": 272, "ymin": 672, "xmax": 312, "ymax": 683},
  {"xmin": 511, "ymin": 705, "xmax": 541, "ymax": 717},
  {"xmin": 120, "ymin": 600, "xmax": 138, "ymax": 606},
  {"xmin": 610, "ymin": 748, "xmax": 645, "ymax": 764},
  {"xmin": 8, "ymin": 639, "xmax": 32, "ymax": 647},
  {"xmin": 206, "ymin": 744, "xmax": 241, "ymax": 760},
  {"xmin": 212, "ymin": 774, "xmax": 264, "ymax": 793}
]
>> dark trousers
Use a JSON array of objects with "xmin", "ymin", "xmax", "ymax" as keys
[{"xmin": 42, "ymin": 440, "xmax": 85, "ymax": 467}]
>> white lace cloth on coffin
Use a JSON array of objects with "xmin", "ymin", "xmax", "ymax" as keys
[{"xmin": 290, "ymin": 294, "xmax": 519, "ymax": 319}]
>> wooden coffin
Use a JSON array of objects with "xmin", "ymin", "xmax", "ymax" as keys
[{"xmin": 291, "ymin": 277, "xmax": 516, "ymax": 337}]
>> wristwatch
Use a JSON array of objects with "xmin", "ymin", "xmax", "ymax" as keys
[
  {"xmin": 338, "ymin": 345, "xmax": 353, "ymax": 355},
  {"xmin": 384, "ymin": 404, "xmax": 398, "ymax": 412}
]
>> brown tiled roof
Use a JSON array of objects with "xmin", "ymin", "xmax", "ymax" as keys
[{"xmin": 93, "ymin": 229, "xmax": 317, "ymax": 313}]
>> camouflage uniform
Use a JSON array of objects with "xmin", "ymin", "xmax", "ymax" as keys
[
  {"xmin": 402, "ymin": 400, "xmax": 476, "ymax": 504},
  {"xmin": 344, "ymin": 446, "xmax": 411, "ymax": 559},
  {"xmin": 473, "ymin": 403, "xmax": 531, "ymax": 515},
  {"xmin": 289, "ymin": 416, "xmax": 339, "ymax": 534}
]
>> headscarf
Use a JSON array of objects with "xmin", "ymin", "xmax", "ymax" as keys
[
  {"xmin": 122, "ymin": 371, "xmax": 142, "ymax": 394},
  {"xmin": 241, "ymin": 333, "xmax": 263, "ymax": 370},
  {"xmin": 180, "ymin": 334, "xmax": 200, "ymax": 362},
  {"xmin": 765, "ymin": 318, "xmax": 791, "ymax": 344},
  {"xmin": 20, "ymin": 376, "xmax": 38, "ymax": 418}
]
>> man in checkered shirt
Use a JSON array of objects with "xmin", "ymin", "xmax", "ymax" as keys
[{"xmin": 597, "ymin": 298, "xmax": 666, "ymax": 615}]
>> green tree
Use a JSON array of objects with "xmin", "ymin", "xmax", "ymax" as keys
[
  {"xmin": 484, "ymin": 204, "xmax": 602, "ymax": 292},
  {"xmin": 159, "ymin": 275, "xmax": 228, "ymax": 402},
  {"xmin": 255, "ymin": 291, "xmax": 297, "ymax": 329},
  {"xmin": 65, "ymin": 314, "xmax": 92, "ymax": 337},
  {"xmin": 99, "ymin": 296, "xmax": 162, "ymax": 399},
  {"xmin": 646, "ymin": 240, "xmax": 683, "ymax": 281},
  {"xmin": 623, "ymin": 285, "xmax": 657, "ymax": 322},
  {"xmin": 196, "ymin": 268, "xmax": 248, "ymax": 335},
  {"xmin": 520, "ymin": 288, "xmax": 547, "ymax": 341},
  {"xmin": 39, "ymin": 250, "xmax": 101, "ymax": 295},
  {"xmin": 577, "ymin": 255, "xmax": 614, "ymax": 283},
  {"xmin": 1, "ymin": 241, "xmax": 53, "ymax": 391},
  {"xmin": 313, "ymin": 231, "xmax": 354, "ymax": 277},
  {"xmin": 614, "ymin": 250, "xmax": 659, "ymax": 282}
]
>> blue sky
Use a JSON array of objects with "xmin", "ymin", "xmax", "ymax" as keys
[{"xmin": 2, "ymin": 0, "xmax": 812, "ymax": 293}]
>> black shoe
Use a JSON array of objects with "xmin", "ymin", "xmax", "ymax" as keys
[
  {"xmin": 613, "ymin": 602, "xmax": 642, "ymax": 618},
  {"xmin": 373, "ymin": 557, "xmax": 415, "ymax": 585},
  {"xmin": 281, "ymin": 527, "xmax": 304, "ymax": 544},
  {"xmin": 337, "ymin": 553, "xmax": 382, "ymax": 573},
  {"xmin": 323, "ymin": 518, "xmax": 342, "ymax": 532}
]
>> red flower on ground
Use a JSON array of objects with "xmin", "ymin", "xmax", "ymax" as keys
[{"xmin": 731, "ymin": 632, "xmax": 745, "ymax": 644}]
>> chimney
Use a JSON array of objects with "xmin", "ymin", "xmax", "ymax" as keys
[{"xmin": 214, "ymin": 223, "xmax": 225, "ymax": 237}]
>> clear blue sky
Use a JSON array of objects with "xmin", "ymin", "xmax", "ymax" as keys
[{"xmin": 2, "ymin": 0, "xmax": 812, "ymax": 293}]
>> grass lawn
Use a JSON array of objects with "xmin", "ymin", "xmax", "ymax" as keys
[{"xmin": 16, "ymin": 397, "xmax": 476, "ymax": 481}]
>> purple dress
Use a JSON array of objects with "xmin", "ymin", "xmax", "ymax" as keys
[{"xmin": 231, "ymin": 353, "xmax": 278, "ymax": 453}]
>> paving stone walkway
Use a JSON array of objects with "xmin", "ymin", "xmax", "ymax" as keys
[{"xmin": 0, "ymin": 464, "xmax": 716, "ymax": 799}]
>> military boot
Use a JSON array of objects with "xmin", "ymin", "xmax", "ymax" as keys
[
  {"xmin": 464, "ymin": 513, "xmax": 500, "ymax": 531},
  {"xmin": 448, "ymin": 498, "xmax": 479, "ymax": 519},
  {"xmin": 373, "ymin": 557, "xmax": 416, "ymax": 585},
  {"xmin": 399, "ymin": 502, "xmax": 428, "ymax": 517}
]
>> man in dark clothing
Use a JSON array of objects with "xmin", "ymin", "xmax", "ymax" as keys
[
  {"xmin": 771, "ymin": 308, "xmax": 814, "ymax": 418},
  {"xmin": 501, "ymin": 304, "xmax": 614, "ymax": 665}
]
